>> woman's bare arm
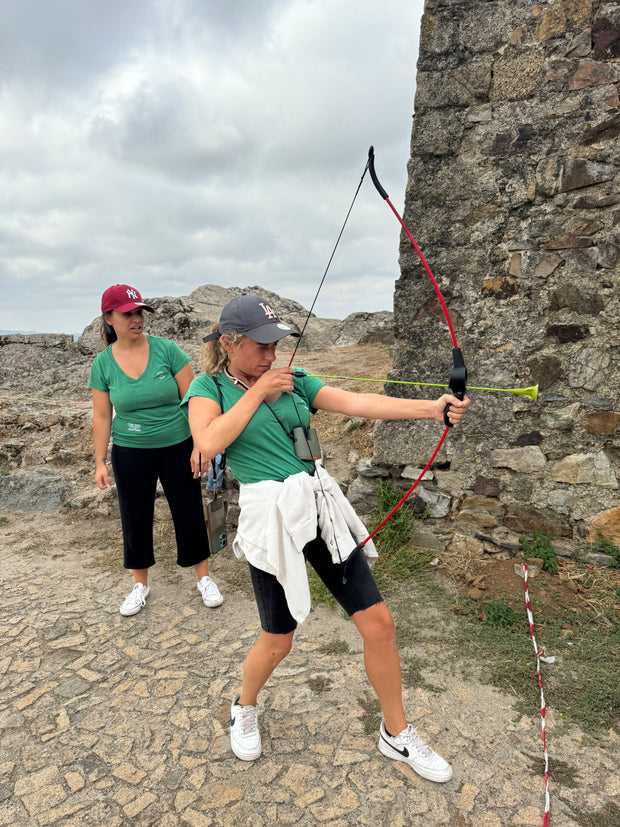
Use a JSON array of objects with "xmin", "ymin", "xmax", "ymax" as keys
[{"xmin": 312, "ymin": 384, "xmax": 470, "ymax": 425}]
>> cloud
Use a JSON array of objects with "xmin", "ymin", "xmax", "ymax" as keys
[{"xmin": 0, "ymin": 0, "xmax": 422, "ymax": 334}]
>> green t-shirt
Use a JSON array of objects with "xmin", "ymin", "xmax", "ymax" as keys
[
  {"xmin": 182, "ymin": 370, "xmax": 324, "ymax": 484},
  {"xmin": 89, "ymin": 335, "xmax": 191, "ymax": 449}
]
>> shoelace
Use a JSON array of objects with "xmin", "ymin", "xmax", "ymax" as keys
[
  {"xmin": 201, "ymin": 578, "xmax": 219, "ymax": 598},
  {"xmin": 237, "ymin": 704, "xmax": 258, "ymax": 736},
  {"xmin": 129, "ymin": 585, "xmax": 147, "ymax": 607},
  {"xmin": 400, "ymin": 726, "xmax": 433, "ymax": 757}
]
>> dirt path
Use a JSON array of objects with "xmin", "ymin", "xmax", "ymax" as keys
[{"xmin": 1, "ymin": 509, "xmax": 618, "ymax": 826}]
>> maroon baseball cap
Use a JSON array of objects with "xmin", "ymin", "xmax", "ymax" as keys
[{"xmin": 101, "ymin": 284, "xmax": 154, "ymax": 314}]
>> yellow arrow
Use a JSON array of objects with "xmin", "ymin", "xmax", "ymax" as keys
[{"xmin": 302, "ymin": 374, "xmax": 538, "ymax": 402}]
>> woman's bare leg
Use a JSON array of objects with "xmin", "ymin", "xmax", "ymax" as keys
[
  {"xmin": 352, "ymin": 602, "xmax": 407, "ymax": 735},
  {"xmin": 238, "ymin": 630, "xmax": 295, "ymax": 706}
]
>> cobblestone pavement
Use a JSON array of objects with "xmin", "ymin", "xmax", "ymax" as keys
[{"xmin": 1, "ymin": 511, "xmax": 618, "ymax": 826}]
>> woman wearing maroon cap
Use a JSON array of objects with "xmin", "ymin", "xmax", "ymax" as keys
[{"xmin": 89, "ymin": 284, "xmax": 223, "ymax": 616}]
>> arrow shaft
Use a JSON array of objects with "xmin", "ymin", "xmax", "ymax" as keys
[{"xmin": 304, "ymin": 373, "xmax": 536, "ymax": 399}]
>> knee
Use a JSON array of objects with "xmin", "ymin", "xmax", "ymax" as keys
[
  {"xmin": 357, "ymin": 603, "xmax": 396, "ymax": 647},
  {"xmin": 263, "ymin": 631, "xmax": 293, "ymax": 664}
]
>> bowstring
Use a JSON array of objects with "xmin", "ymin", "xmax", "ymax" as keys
[
  {"xmin": 286, "ymin": 154, "xmax": 370, "ymax": 576},
  {"xmin": 288, "ymin": 156, "xmax": 371, "ymax": 367}
]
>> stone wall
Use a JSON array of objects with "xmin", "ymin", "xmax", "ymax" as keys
[{"xmin": 369, "ymin": 0, "xmax": 619, "ymax": 548}]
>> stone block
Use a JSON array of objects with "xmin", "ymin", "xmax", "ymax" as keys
[
  {"xmin": 491, "ymin": 50, "xmax": 545, "ymax": 101},
  {"xmin": 544, "ymin": 235, "xmax": 593, "ymax": 250},
  {"xmin": 481, "ymin": 278, "xmax": 519, "ymax": 298},
  {"xmin": 569, "ymin": 60, "xmax": 617, "ymax": 89},
  {"xmin": 415, "ymin": 58, "xmax": 492, "ymax": 109},
  {"xmin": 588, "ymin": 505, "xmax": 620, "ymax": 543},
  {"xmin": 472, "ymin": 476, "xmax": 502, "ymax": 497},
  {"xmin": 539, "ymin": 403, "xmax": 581, "ymax": 431},
  {"xmin": 416, "ymin": 486, "xmax": 451, "ymax": 519},
  {"xmin": 580, "ymin": 411, "xmax": 620, "ymax": 435},
  {"xmin": 490, "ymin": 447, "xmax": 547, "ymax": 473},
  {"xmin": 345, "ymin": 478, "xmax": 379, "ymax": 515},
  {"xmin": 551, "ymin": 451, "xmax": 618, "ymax": 488},
  {"xmin": 456, "ymin": 495, "xmax": 503, "ymax": 528},
  {"xmin": 548, "ymin": 285, "xmax": 604, "ymax": 314},
  {"xmin": 592, "ymin": 10, "xmax": 620, "ymax": 59},
  {"xmin": 568, "ymin": 346, "xmax": 612, "ymax": 391},
  {"xmin": 537, "ymin": 0, "xmax": 595, "ymax": 42},
  {"xmin": 561, "ymin": 158, "xmax": 617, "ymax": 192},
  {"xmin": 518, "ymin": 252, "xmax": 563, "ymax": 278},
  {"xmin": 526, "ymin": 353, "xmax": 563, "ymax": 388},
  {"xmin": 504, "ymin": 504, "xmax": 570, "ymax": 536},
  {"xmin": 535, "ymin": 155, "xmax": 616, "ymax": 196},
  {"xmin": 545, "ymin": 324, "xmax": 588, "ymax": 343}
]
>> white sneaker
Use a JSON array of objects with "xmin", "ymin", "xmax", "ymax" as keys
[
  {"xmin": 230, "ymin": 694, "xmax": 261, "ymax": 761},
  {"xmin": 197, "ymin": 575, "xmax": 223, "ymax": 607},
  {"xmin": 119, "ymin": 583, "xmax": 150, "ymax": 616},
  {"xmin": 378, "ymin": 722, "xmax": 453, "ymax": 782}
]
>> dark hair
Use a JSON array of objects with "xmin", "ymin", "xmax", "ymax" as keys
[
  {"xmin": 100, "ymin": 314, "xmax": 117, "ymax": 345},
  {"xmin": 100, "ymin": 307, "xmax": 146, "ymax": 345}
]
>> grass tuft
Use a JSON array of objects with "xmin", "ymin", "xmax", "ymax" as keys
[
  {"xmin": 590, "ymin": 531, "xmax": 620, "ymax": 568},
  {"xmin": 518, "ymin": 531, "xmax": 559, "ymax": 575},
  {"xmin": 369, "ymin": 479, "xmax": 435, "ymax": 594}
]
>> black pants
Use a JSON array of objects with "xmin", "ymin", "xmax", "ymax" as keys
[{"xmin": 111, "ymin": 437, "xmax": 210, "ymax": 570}]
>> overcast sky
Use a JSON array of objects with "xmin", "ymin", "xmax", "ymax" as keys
[{"xmin": 1, "ymin": 0, "xmax": 423, "ymax": 335}]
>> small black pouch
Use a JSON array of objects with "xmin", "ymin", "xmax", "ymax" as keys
[{"xmin": 206, "ymin": 490, "xmax": 228, "ymax": 553}]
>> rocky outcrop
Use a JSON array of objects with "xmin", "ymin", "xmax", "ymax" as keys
[
  {"xmin": 1, "ymin": 285, "xmax": 394, "ymax": 401},
  {"xmin": 0, "ymin": 286, "xmax": 393, "ymax": 514}
]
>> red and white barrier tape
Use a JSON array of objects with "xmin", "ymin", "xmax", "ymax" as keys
[{"xmin": 517, "ymin": 562, "xmax": 551, "ymax": 825}]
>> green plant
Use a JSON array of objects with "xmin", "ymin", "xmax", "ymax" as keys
[
  {"xmin": 449, "ymin": 586, "xmax": 620, "ymax": 733},
  {"xmin": 369, "ymin": 478, "xmax": 435, "ymax": 592},
  {"xmin": 593, "ymin": 531, "xmax": 620, "ymax": 569},
  {"xmin": 518, "ymin": 531, "xmax": 559, "ymax": 575},
  {"xmin": 372, "ymin": 478, "xmax": 419, "ymax": 552},
  {"xmin": 483, "ymin": 599, "xmax": 523, "ymax": 628},
  {"xmin": 346, "ymin": 418, "xmax": 363, "ymax": 432},
  {"xmin": 317, "ymin": 639, "xmax": 349, "ymax": 656},
  {"xmin": 0, "ymin": 516, "xmax": 8, "ymax": 525}
]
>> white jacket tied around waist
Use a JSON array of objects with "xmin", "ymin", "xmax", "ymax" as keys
[{"xmin": 233, "ymin": 464, "xmax": 378, "ymax": 624}]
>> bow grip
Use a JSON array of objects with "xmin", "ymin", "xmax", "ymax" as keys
[{"xmin": 443, "ymin": 347, "xmax": 467, "ymax": 427}]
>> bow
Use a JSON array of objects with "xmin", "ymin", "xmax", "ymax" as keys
[
  {"xmin": 346, "ymin": 146, "xmax": 468, "ymax": 560},
  {"xmin": 287, "ymin": 146, "xmax": 468, "ymax": 575}
]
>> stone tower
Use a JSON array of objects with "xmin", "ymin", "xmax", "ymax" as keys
[{"xmin": 371, "ymin": 0, "xmax": 619, "ymax": 550}]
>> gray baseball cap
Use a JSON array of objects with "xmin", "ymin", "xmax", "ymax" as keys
[{"xmin": 203, "ymin": 294, "xmax": 299, "ymax": 344}]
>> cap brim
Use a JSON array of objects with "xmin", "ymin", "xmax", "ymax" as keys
[
  {"xmin": 246, "ymin": 324, "xmax": 300, "ymax": 344},
  {"xmin": 108, "ymin": 301, "xmax": 155, "ymax": 314}
]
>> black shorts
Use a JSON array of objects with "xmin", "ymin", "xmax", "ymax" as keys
[{"xmin": 247, "ymin": 532, "xmax": 383, "ymax": 634}]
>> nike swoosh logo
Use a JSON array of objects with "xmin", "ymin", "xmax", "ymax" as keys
[
  {"xmin": 381, "ymin": 732, "xmax": 409, "ymax": 758},
  {"xmin": 230, "ymin": 716, "xmax": 236, "ymax": 727}
]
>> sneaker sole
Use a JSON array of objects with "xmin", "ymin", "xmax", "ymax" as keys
[
  {"xmin": 378, "ymin": 738, "xmax": 453, "ymax": 783},
  {"xmin": 201, "ymin": 598, "xmax": 224, "ymax": 608},
  {"xmin": 119, "ymin": 605, "xmax": 144, "ymax": 616},
  {"xmin": 230, "ymin": 741, "xmax": 262, "ymax": 761}
]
